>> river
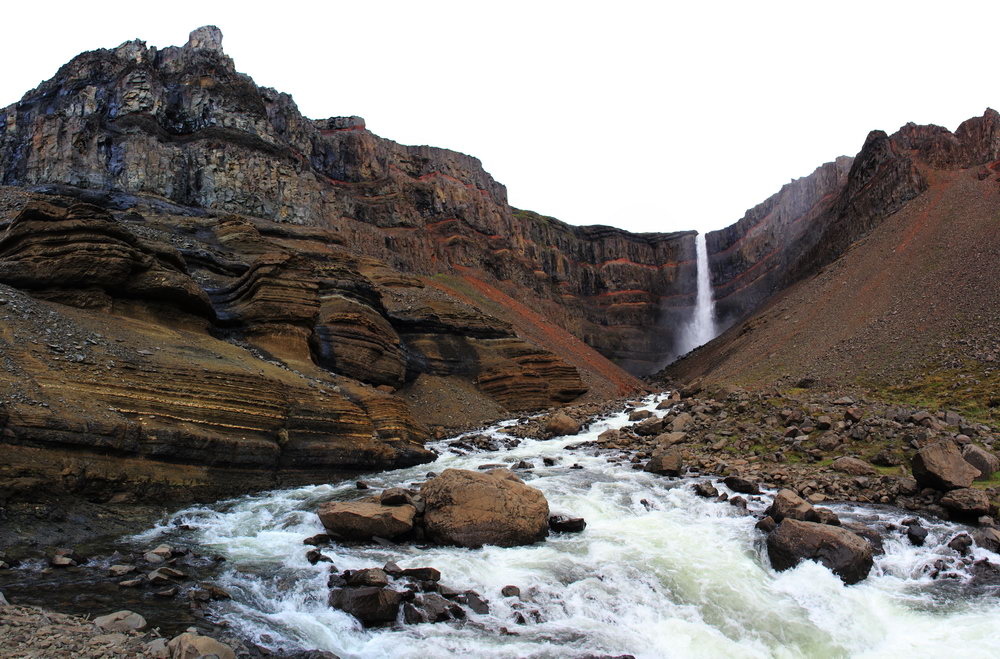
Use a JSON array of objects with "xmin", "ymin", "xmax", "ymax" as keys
[{"xmin": 132, "ymin": 394, "xmax": 1000, "ymax": 658}]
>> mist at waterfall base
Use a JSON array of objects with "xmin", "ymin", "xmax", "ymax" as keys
[
  {"xmin": 134, "ymin": 395, "xmax": 1000, "ymax": 659},
  {"xmin": 674, "ymin": 232, "xmax": 719, "ymax": 359}
]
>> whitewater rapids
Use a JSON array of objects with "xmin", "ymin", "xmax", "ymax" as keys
[{"xmin": 135, "ymin": 395, "xmax": 1000, "ymax": 658}]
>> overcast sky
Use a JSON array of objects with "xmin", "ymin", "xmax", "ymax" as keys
[{"xmin": 2, "ymin": 0, "xmax": 997, "ymax": 233}]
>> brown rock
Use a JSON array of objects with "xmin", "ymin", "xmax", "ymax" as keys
[
  {"xmin": 939, "ymin": 488, "xmax": 992, "ymax": 517},
  {"xmin": 912, "ymin": 442, "xmax": 981, "ymax": 490},
  {"xmin": 544, "ymin": 413, "xmax": 581, "ymax": 437},
  {"xmin": 644, "ymin": 448, "xmax": 684, "ymax": 476},
  {"xmin": 419, "ymin": 469, "xmax": 549, "ymax": 547},
  {"xmin": 766, "ymin": 519, "xmax": 874, "ymax": 584},
  {"xmin": 93, "ymin": 610, "xmax": 147, "ymax": 632},
  {"xmin": 317, "ymin": 501, "xmax": 416, "ymax": 540},
  {"xmin": 167, "ymin": 632, "xmax": 236, "ymax": 659},
  {"xmin": 962, "ymin": 444, "xmax": 1000, "ymax": 481},
  {"xmin": 766, "ymin": 489, "xmax": 818, "ymax": 523},
  {"xmin": 830, "ymin": 457, "xmax": 879, "ymax": 476}
]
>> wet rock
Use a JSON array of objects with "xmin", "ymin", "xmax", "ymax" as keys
[
  {"xmin": 766, "ymin": 489, "xmax": 818, "ymax": 523},
  {"xmin": 544, "ymin": 413, "xmax": 581, "ymax": 437},
  {"xmin": 597, "ymin": 429, "xmax": 622, "ymax": 444},
  {"xmin": 304, "ymin": 533, "xmax": 332, "ymax": 546},
  {"xmin": 831, "ymin": 457, "xmax": 878, "ymax": 476},
  {"xmin": 549, "ymin": 515, "xmax": 587, "ymax": 533},
  {"xmin": 813, "ymin": 508, "xmax": 841, "ymax": 526},
  {"xmin": 906, "ymin": 522, "xmax": 929, "ymax": 547},
  {"xmin": 329, "ymin": 587, "xmax": 402, "ymax": 627},
  {"xmin": 644, "ymin": 448, "xmax": 684, "ymax": 476},
  {"xmin": 456, "ymin": 590, "xmax": 490, "ymax": 614},
  {"xmin": 306, "ymin": 549, "xmax": 333, "ymax": 564},
  {"xmin": 501, "ymin": 585, "xmax": 521, "ymax": 598},
  {"xmin": 948, "ymin": 533, "xmax": 974, "ymax": 555},
  {"xmin": 839, "ymin": 522, "xmax": 885, "ymax": 554},
  {"xmin": 93, "ymin": 610, "xmax": 147, "ymax": 632},
  {"xmin": 973, "ymin": 527, "xmax": 1000, "ymax": 553},
  {"xmin": 410, "ymin": 593, "xmax": 463, "ymax": 622},
  {"xmin": 49, "ymin": 548, "xmax": 79, "ymax": 567},
  {"xmin": 766, "ymin": 519, "xmax": 874, "ymax": 584},
  {"xmin": 345, "ymin": 568, "xmax": 389, "ymax": 587},
  {"xmin": 167, "ymin": 631, "xmax": 236, "ymax": 659},
  {"xmin": 962, "ymin": 444, "xmax": 1000, "ymax": 481},
  {"xmin": 693, "ymin": 482, "xmax": 719, "ymax": 498},
  {"xmin": 419, "ymin": 469, "xmax": 549, "ymax": 548},
  {"xmin": 940, "ymin": 488, "xmax": 992, "ymax": 518},
  {"xmin": 723, "ymin": 476, "xmax": 761, "ymax": 495},
  {"xmin": 317, "ymin": 501, "xmax": 417, "ymax": 540},
  {"xmin": 154, "ymin": 586, "xmax": 179, "ymax": 597},
  {"xmin": 756, "ymin": 516, "xmax": 777, "ymax": 533},
  {"xmin": 401, "ymin": 567, "xmax": 441, "ymax": 582},
  {"xmin": 912, "ymin": 442, "xmax": 980, "ymax": 490},
  {"xmin": 108, "ymin": 564, "xmax": 135, "ymax": 577},
  {"xmin": 628, "ymin": 409, "xmax": 652, "ymax": 421}
]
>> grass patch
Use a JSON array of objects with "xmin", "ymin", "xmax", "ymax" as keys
[{"xmin": 876, "ymin": 360, "xmax": 1000, "ymax": 426}]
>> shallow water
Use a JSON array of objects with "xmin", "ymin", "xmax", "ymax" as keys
[{"xmin": 134, "ymin": 395, "xmax": 1000, "ymax": 658}]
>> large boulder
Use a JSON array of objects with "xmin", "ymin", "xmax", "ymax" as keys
[
  {"xmin": 766, "ymin": 489, "xmax": 818, "ymax": 523},
  {"xmin": 317, "ymin": 501, "xmax": 416, "ymax": 540},
  {"xmin": 93, "ymin": 610, "xmax": 146, "ymax": 632},
  {"xmin": 419, "ymin": 469, "xmax": 549, "ymax": 547},
  {"xmin": 329, "ymin": 587, "xmax": 402, "ymax": 627},
  {"xmin": 962, "ymin": 444, "xmax": 1000, "ymax": 481},
  {"xmin": 912, "ymin": 442, "xmax": 980, "ymax": 490},
  {"xmin": 766, "ymin": 519, "xmax": 874, "ymax": 585},
  {"xmin": 644, "ymin": 448, "xmax": 684, "ymax": 476},
  {"xmin": 544, "ymin": 413, "xmax": 581, "ymax": 437},
  {"xmin": 939, "ymin": 488, "xmax": 992, "ymax": 518}
]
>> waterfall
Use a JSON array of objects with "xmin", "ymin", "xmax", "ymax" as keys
[{"xmin": 676, "ymin": 232, "xmax": 718, "ymax": 356}]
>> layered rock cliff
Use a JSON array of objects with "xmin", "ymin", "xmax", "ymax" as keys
[{"xmin": 0, "ymin": 26, "xmax": 696, "ymax": 376}]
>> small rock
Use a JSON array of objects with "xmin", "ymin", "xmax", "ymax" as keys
[
  {"xmin": 549, "ymin": 515, "xmax": 587, "ymax": 533},
  {"xmin": 501, "ymin": 585, "xmax": 521, "ymax": 598},
  {"xmin": 93, "ymin": 610, "xmax": 147, "ymax": 632}
]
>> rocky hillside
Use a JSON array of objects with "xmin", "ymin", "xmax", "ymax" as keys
[{"xmin": 664, "ymin": 114, "xmax": 1000, "ymax": 426}]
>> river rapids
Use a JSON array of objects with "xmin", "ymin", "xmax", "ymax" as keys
[{"xmin": 134, "ymin": 395, "xmax": 1000, "ymax": 658}]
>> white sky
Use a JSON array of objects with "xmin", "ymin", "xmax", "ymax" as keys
[{"xmin": 1, "ymin": 0, "xmax": 997, "ymax": 233}]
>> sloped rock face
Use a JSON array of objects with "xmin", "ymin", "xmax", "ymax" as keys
[
  {"xmin": 0, "ymin": 27, "xmax": 689, "ymax": 375},
  {"xmin": 704, "ymin": 109, "xmax": 1000, "ymax": 336}
]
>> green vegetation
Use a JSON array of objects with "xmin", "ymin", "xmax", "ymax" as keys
[{"xmin": 880, "ymin": 360, "xmax": 1000, "ymax": 426}]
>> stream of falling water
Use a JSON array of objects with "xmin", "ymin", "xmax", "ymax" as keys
[
  {"xmin": 676, "ymin": 232, "xmax": 718, "ymax": 356},
  {"xmin": 134, "ymin": 395, "xmax": 1000, "ymax": 658}
]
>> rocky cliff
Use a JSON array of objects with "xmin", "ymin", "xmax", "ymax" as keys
[
  {"xmin": 0, "ymin": 26, "xmax": 696, "ymax": 376},
  {"xmin": 704, "ymin": 110, "xmax": 1000, "ymax": 336}
]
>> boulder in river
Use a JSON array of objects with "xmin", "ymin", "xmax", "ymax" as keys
[
  {"xmin": 912, "ymin": 442, "xmax": 980, "ymax": 490},
  {"xmin": 544, "ymin": 412, "xmax": 580, "ymax": 437},
  {"xmin": 419, "ymin": 468, "xmax": 549, "ymax": 548},
  {"xmin": 329, "ymin": 586, "xmax": 402, "ymax": 627},
  {"xmin": 723, "ymin": 476, "xmax": 761, "ymax": 495},
  {"xmin": 766, "ymin": 519, "xmax": 874, "ymax": 585},
  {"xmin": 766, "ymin": 489, "xmax": 818, "ymax": 523},
  {"xmin": 644, "ymin": 448, "xmax": 684, "ymax": 476},
  {"xmin": 317, "ymin": 501, "xmax": 416, "ymax": 540}
]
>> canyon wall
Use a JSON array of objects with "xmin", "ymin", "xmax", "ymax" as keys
[{"xmin": 0, "ymin": 26, "xmax": 695, "ymax": 376}]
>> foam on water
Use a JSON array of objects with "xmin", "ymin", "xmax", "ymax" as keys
[{"xmin": 135, "ymin": 395, "xmax": 1000, "ymax": 658}]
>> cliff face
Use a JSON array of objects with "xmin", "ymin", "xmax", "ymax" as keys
[
  {"xmin": 0, "ymin": 26, "xmax": 693, "ymax": 376},
  {"xmin": 665, "ymin": 111, "xmax": 1000, "ymax": 392},
  {"xmin": 705, "ymin": 110, "xmax": 1000, "ymax": 334}
]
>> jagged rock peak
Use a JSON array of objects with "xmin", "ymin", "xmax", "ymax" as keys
[{"xmin": 186, "ymin": 25, "xmax": 224, "ymax": 52}]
